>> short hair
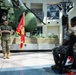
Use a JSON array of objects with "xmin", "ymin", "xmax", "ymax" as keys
[{"xmin": 71, "ymin": 16, "xmax": 76, "ymax": 22}]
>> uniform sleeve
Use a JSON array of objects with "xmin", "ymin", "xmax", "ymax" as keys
[
  {"xmin": 63, "ymin": 28, "xmax": 74, "ymax": 41},
  {"xmin": 0, "ymin": 26, "xmax": 1, "ymax": 31},
  {"xmin": 10, "ymin": 26, "xmax": 14, "ymax": 34},
  {"xmin": 10, "ymin": 26, "xmax": 13, "ymax": 31},
  {"xmin": 0, "ymin": 26, "xmax": 2, "ymax": 34},
  {"xmin": 65, "ymin": 29, "xmax": 74, "ymax": 36},
  {"xmin": 63, "ymin": 35, "xmax": 70, "ymax": 40}
]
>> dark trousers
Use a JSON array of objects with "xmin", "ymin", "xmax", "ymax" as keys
[{"xmin": 53, "ymin": 35, "xmax": 76, "ymax": 72}]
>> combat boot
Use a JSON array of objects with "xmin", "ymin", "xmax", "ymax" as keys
[
  {"xmin": 3, "ymin": 53, "xmax": 7, "ymax": 59},
  {"xmin": 7, "ymin": 53, "xmax": 10, "ymax": 59}
]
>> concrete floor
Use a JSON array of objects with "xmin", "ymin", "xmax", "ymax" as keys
[{"xmin": 0, "ymin": 52, "xmax": 76, "ymax": 75}]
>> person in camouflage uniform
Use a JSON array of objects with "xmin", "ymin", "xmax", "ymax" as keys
[
  {"xmin": 0, "ymin": 20, "xmax": 13, "ymax": 59},
  {"xmin": 52, "ymin": 16, "xmax": 76, "ymax": 72}
]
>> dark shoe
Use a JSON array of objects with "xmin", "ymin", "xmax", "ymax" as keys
[
  {"xmin": 62, "ymin": 68, "xmax": 73, "ymax": 74},
  {"xmin": 51, "ymin": 65, "xmax": 60, "ymax": 69},
  {"xmin": 71, "ymin": 65, "xmax": 76, "ymax": 69}
]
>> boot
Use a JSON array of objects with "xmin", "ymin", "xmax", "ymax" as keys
[
  {"xmin": 3, "ymin": 53, "xmax": 7, "ymax": 59},
  {"xmin": 7, "ymin": 53, "xmax": 10, "ymax": 59}
]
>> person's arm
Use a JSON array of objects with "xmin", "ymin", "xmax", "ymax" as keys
[
  {"xmin": 62, "ymin": 29, "xmax": 74, "ymax": 45},
  {"xmin": 3, "ymin": 30, "xmax": 12, "ymax": 34},
  {"xmin": 0, "ymin": 26, "xmax": 8, "ymax": 33},
  {"xmin": 62, "ymin": 35, "xmax": 70, "ymax": 45},
  {"xmin": 2, "ymin": 26, "xmax": 13, "ymax": 34},
  {"xmin": 0, "ymin": 26, "xmax": 3, "ymax": 34},
  {"xmin": 10, "ymin": 26, "xmax": 13, "ymax": 34}
]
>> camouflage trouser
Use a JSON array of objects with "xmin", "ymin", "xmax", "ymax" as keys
[
  {"xmin": 52, "ymin": 46, "xmax": 68, "ymax": 65},
  {"xmin": 1, "ymin": 39, "xmax": 11, "ymax": 54}
]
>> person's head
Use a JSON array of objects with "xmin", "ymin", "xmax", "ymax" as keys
[
  {"xmin": 70, "ymin": 16, "xmax": 76, "ymax": 27},
  {"xmin": 3, "ymin": 20, "xmax": 8, "ymax": 26}
]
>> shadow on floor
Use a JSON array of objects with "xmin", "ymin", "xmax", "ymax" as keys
[{"xmin": 0, "ymin": 66, "xmax": 67, "ymax": 75}]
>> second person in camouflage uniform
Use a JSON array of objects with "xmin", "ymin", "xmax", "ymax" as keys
[{"xmin": 52, "ymin": 16, "xmax": 76, "ymax": 72}]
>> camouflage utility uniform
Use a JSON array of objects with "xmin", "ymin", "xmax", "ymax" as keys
[
  {"xmin": 52, "ymin": 26, "xmax": 76, "ymax": 68},
  {"xmin": 0, "ymin": 25, "xmax": 13, "ymax": 57}
]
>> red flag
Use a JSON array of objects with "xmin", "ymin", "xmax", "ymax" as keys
[
  {"xmin": 16, "ymin": 13, "xmax": 25, "ymax": 49},
  {"xmin": 16, "ymin": 15, "xmax": 24, "ymax": 34}
]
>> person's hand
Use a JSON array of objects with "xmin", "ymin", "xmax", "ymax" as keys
[
  {"xmin": 4, "ymin": 30, "xmax": 12, "ymax": 34},
  {"xmin": 1, "ymin": 30, "xmax": 11, "ymax": 33},
  {"xmin": 4, "ymin": 30, "xmax": 10, "ymax": 32}
]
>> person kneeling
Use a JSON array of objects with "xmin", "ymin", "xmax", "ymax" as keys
[{"xmin": 51, "ymin": 16, "xmax": 76, "ymax": 73}]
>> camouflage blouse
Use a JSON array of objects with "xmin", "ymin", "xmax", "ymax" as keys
[
  {"xmin": 0, "ymin": 25, "xmax": 13, "ymax": 40},
  {"xmin": 64, "ymin": 26, "xmax": 76, "ymax": 41}
]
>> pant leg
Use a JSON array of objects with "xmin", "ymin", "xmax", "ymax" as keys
[
  {"xmin": 6, "ymin": 39, "xmax": 11, "ymax": 54},
  {"xmin": 1, "ymin": 40, "xmax": 7, "ymax": 54},
  {"xmin": 52, "ymin": 47, "xmax": 62, "ymax": 65},
  {"xmin": 53, "ymin": 51, "xmax": 60, "ymax": 65},
  {"xmin": 52, "ymin": 45, "xmax": 68, "ymax": 65}
]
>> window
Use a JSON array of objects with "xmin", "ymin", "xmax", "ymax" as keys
[
  {"xmin": 31, "ymin": 26, "xmax": 42, "ymax": 35},
  {"xmin": 31, "ymin": 3, "xmax": 44, "ymax": 22},
  {"xmin": 47, "ymin": 4, "xmax": 59, "ymax": 20}
]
